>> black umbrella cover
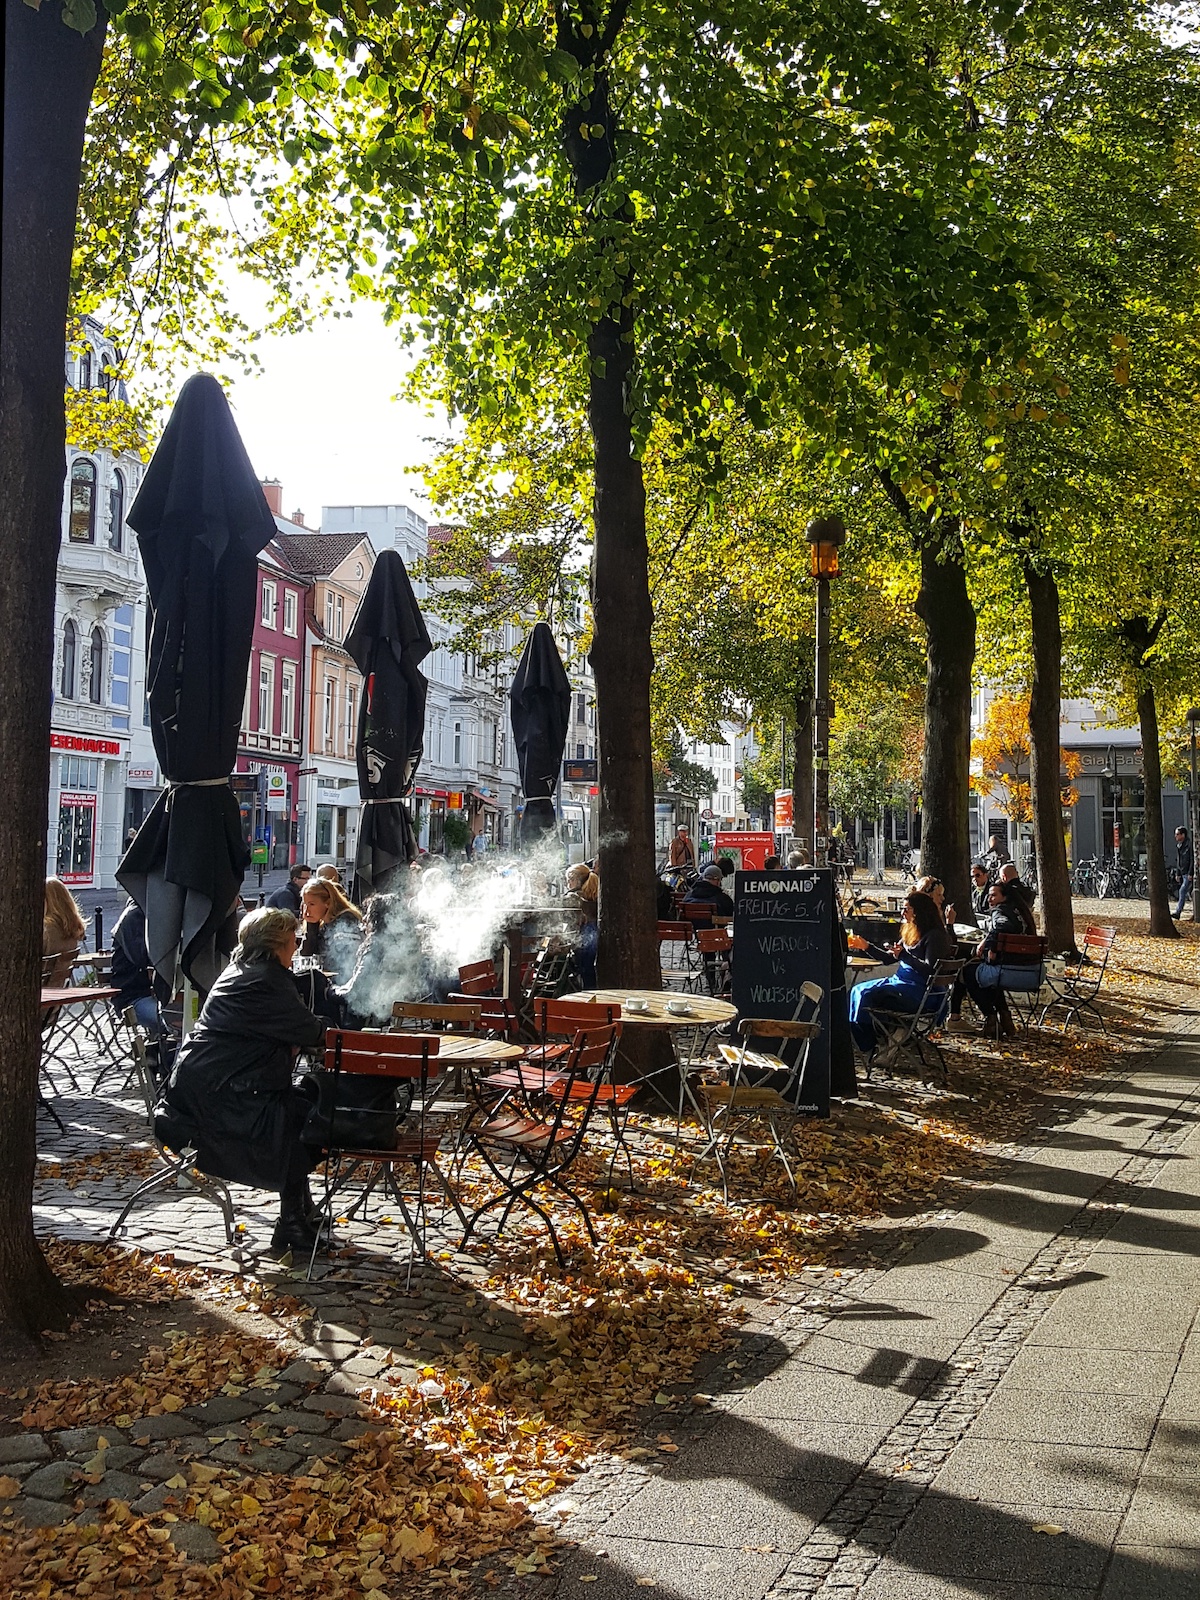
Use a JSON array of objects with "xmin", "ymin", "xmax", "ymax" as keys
[
  {"xmin": 510, "ymin": 621, "xmax": 571, "ymax": 845},
  {"xmin": 345, "ymin": 548, "xmax": 432, "ymax": 898},
  {"xmin": 117, "ymin": 374, "xmax": 277, "ymax": 991}
]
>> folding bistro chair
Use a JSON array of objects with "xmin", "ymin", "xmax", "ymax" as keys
[
  {"xmin": 1037, "ymin": 925, "xmax": 1117, "ymax": 1032},
  {"xmin": 390, "ymin": 1001, "xmax": 482, "ymax": 1165},
  {"xmin": 693, "ymin": 927, "xmax": 733, "ymax": 998},
  {"xmin": 108, "ymin": 1015, "xmax": 236, "ymax": 1245},
  {"xmin": 457, "ymin": 959, "xmax": 501, "ymax": 997},
  {"xmin": 461, "ymin": 1024, "xmax": 617, "ymax": 1266},
  {"xmin": 700, "ymin": 993, "xmax": 824, "ymax": 1200},
  {"xmin": 479, "ymin": 998, "xmax": 621, "ymax": 1107},
  {"xmin": 308, "ymin": 1029, "xmax": 464, "ymax": 1281},
  {"xmin": 533, "ymin": 1005, "xmax": 636, "ymax": 1188},
  {"xmin": 868, "ymin": 958, "xmax": 964, "ymax": 1076},
  {"xmin": 658, "ymin": 920, "xmax": 699, "ymax": 991},
  {"xmin": 991, "ymin": 933, "xmax": 1048, "ymax": 1031}
]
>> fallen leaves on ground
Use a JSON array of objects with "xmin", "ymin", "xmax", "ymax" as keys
[{"xmin": 4, "ymin": 915, "xmax": 1195, "ymax": 1595}]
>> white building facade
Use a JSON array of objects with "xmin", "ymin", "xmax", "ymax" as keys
[{"xmin": 48, "ymin": 320, "xmax": 156, "ymax": 890}]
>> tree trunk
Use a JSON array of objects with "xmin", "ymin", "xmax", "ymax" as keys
[
  {"xmin": 792, "ymin": 679, "xmax": 813, "ymax": 857},
  {"xmin": 1136, "ymin": 680, "xmax": 1179, "ymax": 938},
  {"xmin": 1023, "ymin": 560, "xmax": 1078, "ymax": 957},
  {"xmin": 588, "ymin": 312, "xmax": 660, "ymax": 987},
  {"xmin": 913, "ymin": 536, "xmax": 975, "ymax": 922},
  {"xmin": 1, "ymin": 0, "xmax": 106, "ymax": 1344}
]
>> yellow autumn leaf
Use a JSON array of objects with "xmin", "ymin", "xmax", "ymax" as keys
[
  {"xmin": 159, "ymin": 1393, "xmax": 185, "ymax": 1413},
  {"xmin": 240, "ymin": 1494, "xmax": 262, "ymax": 1515},
  {"xmin": 0, "ymin": 1476, "xmax": 21, "ymax": 1499}
]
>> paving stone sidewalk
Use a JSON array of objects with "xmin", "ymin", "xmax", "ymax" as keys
[
  {"xmin": 541, "ymin": 1023, "xmax": 1200, "ymax": 1600},
  {"xmin": 15, "ymin": 1010, "xmax": 1200, "ymax": 1598}
]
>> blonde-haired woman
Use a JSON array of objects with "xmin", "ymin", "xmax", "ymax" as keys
[
  {"xmin": 299, "ymin": 876, "xmax": 362, "ymax": 981},
  {"xmin": 44, "ymin": 877, "xmax": 87, "ymax": 986},
  {"xmin": 157, "ymin": 906, "xmax": 326, "ymax": 1254}
]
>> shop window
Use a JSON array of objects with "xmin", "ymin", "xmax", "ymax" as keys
[
  {"xmin": 56, "ymin": 798, "xmax": 95, "ymax": 881},
  {"xmin": 108, "ymin": 469, "xmax": 124, "ymax": 551},
  {"xmin": 69, "ymin": 460, "xmax": 97, "ymax": 543},
  {"xmin": 60, "ymin": 620, "xmax": 78, "ymax": 699},
  {"xmin": 89, "ymin": 628, "xmax": 105, "ymax": 704}
]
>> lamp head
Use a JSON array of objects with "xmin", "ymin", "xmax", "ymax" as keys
[
  {"xmin": 1187, "ymin": 706, "xmax": 1200, "ymax": 731},
  {"xmin": 806, "ymin": 515, "xmax": 847, "ymax": 580}
]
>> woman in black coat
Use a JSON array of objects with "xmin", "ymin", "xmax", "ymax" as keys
[{"xmin": 157, "ymin": 906, "xmax": 326, "ymax": 1253}]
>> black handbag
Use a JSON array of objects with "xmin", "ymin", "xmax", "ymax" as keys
[{"xmin": 298, "ymin": 1069, "xmax": 412, "ymax": 1151}]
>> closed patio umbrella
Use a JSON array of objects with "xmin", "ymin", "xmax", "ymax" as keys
[
  {"xmin": 117, "ymin": 374, "xmax": 276, "ymax": 992},
  {"xmin": 346, "ymin": 547, "xmax": 432, "ymax": 901},
  {"xmin": 510, "ymin": 621, "xmax": 571, "ymax": 846}
]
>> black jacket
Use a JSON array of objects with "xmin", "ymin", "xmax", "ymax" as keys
[
  {"xmin": 265, "ymin": 880, "xmax": 303, "ymax": 915},
  {"xmin": 1177, "ymin": 833, "xmax": 1194, "ymax": 875},
  {"xmin": 158, "ymin": 955, "xmax": 324, "ymax": 1191},
  {"xmin": 684, "ymin": 879, "xmax": 735, "ymax": 917},
  {"xmin": 971, "ymin": 883, "xmax": 991, "ymax": 918},
  {"xmin": 979, "ymin": 898, "xmax": 1035, "ymax": 961},
  {"xmin": 110, "ymin": 901, "xmax": 153, "ymax": 1010},
  {"xmin": 864, "ymin": 921, "xmax": 954, "ymax": 978}
]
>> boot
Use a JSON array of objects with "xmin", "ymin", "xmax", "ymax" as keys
[
  {"xmin": 998, "ymin": 1008, "xmax": 1018, "ymax": 1038},
  {"xmin": 299, "ymin": 1177, "xmax": 329, "ymax": 1229},
  {"xmin": 978, "ymin": 1014, "xmax": 1002, "ymax": 1040},
  {"xmin": 270, "ymin": 1193, "xmax": 320, "ymax": 1256}
]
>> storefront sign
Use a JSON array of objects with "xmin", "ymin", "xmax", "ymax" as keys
[
  {"xmin": 51, "ymin": 733, "xmax": 121, "ymax": 756},
  {"xmin": 732, "ymin": 867, "xmax": 833, "ymax": 1118},
  {"xmin": 714, "ymin": 830, "xmax": 776, "ymax": 871},
  {"xmin": 127, "ymin": 766, "xmax": 157, "ymax": 785}
]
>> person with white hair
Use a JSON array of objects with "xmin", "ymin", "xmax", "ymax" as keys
[
  {"xmin": 684, "ymin": 863, "xmax": 734, "ymax": 918},
  {"xmin": 156, "ymin": 906, "xmax": 327, "ymax": 1255}
]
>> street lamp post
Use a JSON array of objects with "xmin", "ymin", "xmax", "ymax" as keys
[
  {"xmin": 1188, "ymin": 707, "xmax": 1200, "ymax": 923},
  {"xmin": 805, "ymin": 516, "xmax": 846, "ymax": 868}
]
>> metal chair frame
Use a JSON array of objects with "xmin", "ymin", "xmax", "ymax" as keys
[
  {"xmin": 107, "ymin": 1015, "xmax": 236, "ymax": 1246},
  {"xmin": 461, "ymin": 1025, "xmax": 616, "ymax": 1266},
  {"xmin": 308, "ymin": 1030, "xmax": 464, "ymax": 1283},
  {"xmin": 990, "ymin": 933, "xmax": 1048, "ymax": 1031},
  {"xmin": 1037, "ymin": 926, "xmax": 1117, "ymax": 1032},
  {"xmin": 868, "ymin": 958, "xmax": 964, "ymax": 1077},
  {"xmin": 698, "ymin": 983, "xmax": 824, "ymax": 1199}
]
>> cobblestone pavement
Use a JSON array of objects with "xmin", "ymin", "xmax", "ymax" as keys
[
  {"xmin": 540, "ymin": 1021, "xmax": 1200, "ymax": 1600},
  {"xmin": 14, "ymin": 1006, "xmax": 1200, "ymax": 1597}
]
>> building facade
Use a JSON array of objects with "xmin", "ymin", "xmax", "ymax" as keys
[
  {"xmin": 48, "ymin": 319, "xmax": 155, "ymax": 890},
  {"xmin": 969, "ymin": 686, "xmax": 1189, "ymax": 872},
  {"xmin": 233, "ymin": 493, "xmax": 310, "ymax": 868},
  {"xmin": 319, "ymin": 503, "xmax": 526, "ymax": 852},
  {"xmin": 269, "ymin": 517, "xmax": 376, "ymax": 870}
]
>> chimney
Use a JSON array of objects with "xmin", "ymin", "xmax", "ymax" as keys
[
  {"xmin": 260, "ymin": 478, "xmax": 282, "ymax": 515},
  {"xmin": 290, "ymin": 508, "xmax": 306, "ymax": 527}
]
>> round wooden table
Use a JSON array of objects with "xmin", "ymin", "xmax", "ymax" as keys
[
  {"xmin": 431, "ymin": 1034, "xmax": 524, "ymax": 1062},
  {"xmin": 560, "ymin": 989, "xmax": 736, "ymax": 1026}
]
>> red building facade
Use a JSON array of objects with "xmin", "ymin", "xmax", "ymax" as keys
[{"xmin": 234, "ymin": 494, "xmax": 310, "ymax": 866}]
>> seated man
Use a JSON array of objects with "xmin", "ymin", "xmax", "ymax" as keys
[
  {"xmin": 684, "ymin": 864, "xmax": 734, "ymax": 919},
  {"xmin": 110, "ymin": 898, "xmax": 174, "ymax": 1069},
  {"xmin": 969, "ymin": 861, "xmax": 992, "ymax": 919},
  {"xmin": 266, "ymin": 862, "xmax": 312, "ymax": 915},
  {"xmin": 998, "ymin": 860, "xmax": 1036, "ymax": 912}
]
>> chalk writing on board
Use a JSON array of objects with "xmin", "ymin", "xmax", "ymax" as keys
[
  {"xmin": 756, "ymin": 933, "xmax": 817, "ymax": 955},
  {"xmin": 740, "ymin": 896, "xmax": 826, "ymax": 922}
]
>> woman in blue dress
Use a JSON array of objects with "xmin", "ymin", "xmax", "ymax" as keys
[{"xmin": 846, "ymin": 891, "xmax": 954, "ymax": 1056}]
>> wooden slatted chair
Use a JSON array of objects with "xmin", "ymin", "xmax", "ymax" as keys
[
  {"xmin": 457, "ymin": 959, "xmax": 501, "ymax": 997},
  {"xmin": 693, "ymin": 927, "xmax": 733, "ymax": 998},
  {"xmin": 308, "ymin": 1030, "xmax": 463, "ymax": 1281},
  {"xmin": 481, "ymin": 998, "xmax": 620, "ymax": 1106},
  {"xmin": 701, "ymin": 994, "xmax": 824, "ymax": 1200},
  {"xmin": 461, "ymin": 1024, "xmax": 617, "ymax": 1266},
  {"xmin": 991, "ymin": 933, "xmax": 1048, "ymax": 1031},
  {"xmin": 658, "ymin": 919, "xmax": 699, "ymax": 991},
  {"xmin": 869, "ymin": 958, "xmax": 964, "ymax": 1077},
  {"xmin": 1037, "ymin": 925, "xmax": 1117, "ymax": 1032}
]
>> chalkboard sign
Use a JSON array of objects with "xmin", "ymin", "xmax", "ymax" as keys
[{"xmin": 732, "ymin": 867, "xmax": 832, "ymax": 1117}]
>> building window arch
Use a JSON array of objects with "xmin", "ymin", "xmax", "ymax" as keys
[
  {"xmin": 89, "ymin": 627, "xmax": 105, "ymax": 704},
  {"xmin": 108, "ymin": 468, "xmax": 124, "ymax": 551},
  {"xmin": 69, "ymin": 458, "xmax": 97, "ymax": 543},
  {"xmin": 60, "ymin": 620, "xmax": 78, "ymax": 700}
]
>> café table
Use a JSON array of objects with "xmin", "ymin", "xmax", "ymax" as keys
[
  {"xmin": 41, "ymin": 984, "xmax": 124, "ymax": 1086},
  {"xmin": 560, "ymin": 989, "xmax": 737, "ymax": 1139}
]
